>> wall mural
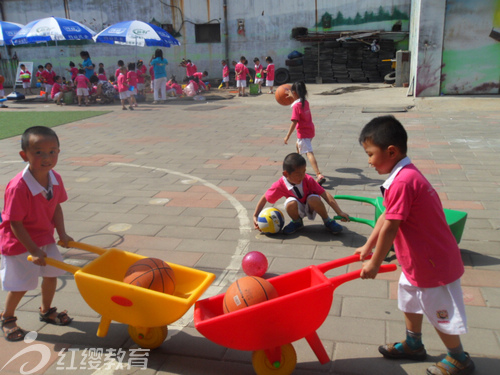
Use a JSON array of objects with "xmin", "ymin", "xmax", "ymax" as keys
[
  {"xmin": 441, "ymin": 0, "xmax": 500, "ymax": 94},
  {"xmin": 315, "ymin": 6, "xmax": 409, "ymax": 30}
]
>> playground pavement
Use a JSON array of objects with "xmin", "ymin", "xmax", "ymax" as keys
[{"xmin": 0, "ymin": 84, "xmax": 499, "ymax": 375}]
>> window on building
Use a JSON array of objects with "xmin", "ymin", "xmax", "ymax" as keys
[{"xmin": 195, "ymin": 23, "xmax": 221, "ymax": 43}]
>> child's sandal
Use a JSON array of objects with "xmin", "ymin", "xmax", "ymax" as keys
[
  {"xmin": 39, "ymin": 307, "xmax": 72, "ymax": 326},
  {"xmin": 1, "ymin": 315, "xmax": 26, "ymax": 342},
  {"xmin": 426, "ymin": 353, "xmax": 475, "ymax": 375},
  {"xmin": 378, "ymin": 341, "xmax": 427, "ymax": 361}
]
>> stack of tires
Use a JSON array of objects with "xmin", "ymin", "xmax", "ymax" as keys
[{"xmin": 286, "ymin": 50, "xmax": 304, "ymax": 83}]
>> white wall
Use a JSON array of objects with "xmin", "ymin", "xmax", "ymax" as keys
[{"xmin": 3, "ymin": 0, "xmax": 411, "ymax": 82}]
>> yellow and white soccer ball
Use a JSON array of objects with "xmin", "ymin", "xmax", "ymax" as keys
[{"xmin": 257, "ymin": 207, "xmax": 285, "ymax": 234}]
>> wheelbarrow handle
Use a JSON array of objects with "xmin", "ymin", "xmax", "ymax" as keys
[
  {"xmin": 328, "ymin": 264, "xmax": 397, "ymax": 288},
  {"xmin": 334, "ymin": 215, "xmax": 375, "ymax": 226},
  {"xmin": 57, "ymin": 240, "xmax": 107, "ymax": 255},
  {"xmin": 316, "ymin": 254, "xmax": 373, "ymax": 274},
  {"xmin": 27, "ymin": 255, "xmax": 80, "ymax": 275}
]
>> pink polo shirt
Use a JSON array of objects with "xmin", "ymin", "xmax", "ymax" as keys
[
  {"xmin": 235, "ymin": 63, "xmax": 248, "ymax": 81},
  {"xmin": 186, "ymin": 62, "xmax": 197, "ymax": 77},
  {"xmin": 383, "ymin": 159, "xmax": 464, "ymax": 287},
  {"xmin": 0, "ymin": 167, "xmax": 68, "ymax": 256},
  {"xmin": 266, "ymin": 64, "xmax": 275, "ymax": 80},
  {"xmin": 74, "ymin": 74, "xmax": 90, "ymax": 89},
  {"xmin": 127, "ymin": 71, "xmax": 138, "ymax": 88},
  {"xmin": 265, "ymin": 174, "xmax": 325, "ymax": 205},
  {"xmin": 51, "ymin": 82, "xmax": 62, "ymax": 99},
  {"xmin": 291, "ymin": 99, "xmax": 315, "ymax": 139}
]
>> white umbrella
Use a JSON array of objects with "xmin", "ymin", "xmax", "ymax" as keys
[
  {"xmin": 11, "ymin": 16, "xmax": 96, "ymax": 45},
  {"xmin": 94, "ymin": 20, "xmax": 180, "ymax": 47},
  {"xmin": 0, "ymin": 21, "xmax": 23, "ymax": 46}
]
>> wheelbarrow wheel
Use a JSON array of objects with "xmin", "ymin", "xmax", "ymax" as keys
[
  {"xmin": 128, "ymin": 325, "xmax": 168, "ymax": 349},
  {"xmin": 252, "ymin": 343, "xmax": 297, "ymax": 375}
]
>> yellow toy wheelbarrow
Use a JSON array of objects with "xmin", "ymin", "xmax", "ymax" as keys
[{"xmin": 29, "ymin": 241, "xmax": 215, "ymax": 349}]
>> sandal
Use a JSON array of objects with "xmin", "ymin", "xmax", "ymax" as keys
[
  {"xmin": 1, "ymin": 315, "xmax": 26, "ymax": 342},
  {"xmin": 426, "ymin": 353, "xmax": 475, "ymax": 375},
  {"xmin": 378, "ymin": 341, "xmax": 427, "ymax": 361},
  {"xmin": 39, "ymin": 307, "xmax": 72, "ymax": 326},
  {"xmin": 316, "ymin": 175, "xmax": 326, "ymax": 186}
]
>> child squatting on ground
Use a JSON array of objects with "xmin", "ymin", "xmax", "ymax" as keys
[
  {"xmin": 0, "ymin": 126, "xmax": 73, "ymax": 342},
  {"xmin": 253, "ymin": 153, "xmax": 350, "ymax": 235},
  {"xmin": 355, "ymin": 116, "xmax": 474, "ymax": 375}
]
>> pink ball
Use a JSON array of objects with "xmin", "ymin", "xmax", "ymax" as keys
[{"xmin": 242, "ymin": 251, "xmax": 268, "ymax": 277}]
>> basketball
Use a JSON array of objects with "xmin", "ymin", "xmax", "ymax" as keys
[
  {"xmin": 257, "ymin": 207, "xmax": 285, "ymax": 234},
  {"xmin": 123, "ymin": 258, "xmax": 176, "ymax": 295},
  {"xmin": 275, "ymin": 84, "xmax": 295, "ymax": 106},
  {"xmin": 242, "ymin": 251, "xmax": 268, "ymax": 277},
  {"xmin": 223, "ymin": 276, "xmax": 278, "ymax": 314}
]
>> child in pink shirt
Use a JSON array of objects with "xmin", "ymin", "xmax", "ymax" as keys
[
  {"xmin": 356, "ymin": 115, "xmax": 474, "ymax": 375},
  {"xmin": 253, "ymin": 57, "xmax": 264, "ymax": 93},
  {"xmin": 235, "ymin": 56, "xmax": 250, "ymax": 97},
  {"xmin": 221, "ymin": 60, "xmax": 229, "ymax": 89},
  {"xmin": 193, "ymin": 71, "xmax": 208, "ymax": 91},
  {"xmin": 19, "ymin": 64, "xmax": 34, "ymax": 95},
  {"xmin": 66, "ymin": 61, "xmax": 79, "ymax": 82},
  {"xmin": 41, "ymin": 63, "xmax": 56, "ymax": 102},
  {"xmin": 136, "ymin": 60, "xmax": 147, "ymax": 95},
  {"xmin": 50, "ymin": 76, "xmax": 64, "ymax": 106},
  {"xmin": 127, "ymin": 62, "xmax": 138, "ymax": 107},
  {"xmin": 264, "ymin": 56, "xmax": 275, "ymax": 94},
  {"xmin": 74, "ymin": 69, "xmax": 91, "ymax": 106},
  {"xmin": 284, "ymin": 81, "xmax": 326, "ymax": 185},
  {"xmin": 253, "ymin": 153, "xmax": 349, "ymax": 235},
  {"xmin": 0, "ymin": 126, "xmax": 73, "ymax": 341},
  {"xmin": 117, "ymin": 67, "xmax": 133, "ymax": 110}
]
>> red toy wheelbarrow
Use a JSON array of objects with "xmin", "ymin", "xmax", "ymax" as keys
[{"xmin": 194, "ymin": 254, "xmax": 397, "ymax": 374}]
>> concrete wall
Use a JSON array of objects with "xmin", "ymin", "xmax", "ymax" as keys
[{"xmin": 2, "ymin": 0, "xmax": 410, "ymax": 83}]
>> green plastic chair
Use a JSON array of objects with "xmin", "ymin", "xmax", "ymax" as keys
[{"xmin": 333, "ymin": 195, "xmax": 467, "ymax": 244}]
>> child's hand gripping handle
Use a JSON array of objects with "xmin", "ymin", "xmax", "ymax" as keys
[
  {"xmin": 27, "ymin": 255, "xmax": 80, "ymax": 275},
  {"xmin": 328, "ymin": 264, "xmax": 397, "ymax": 290}
]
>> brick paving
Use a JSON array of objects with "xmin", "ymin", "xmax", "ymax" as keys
[{"xmin": 0, "ymin": 84, "xmax": 499, "ymax": 374}]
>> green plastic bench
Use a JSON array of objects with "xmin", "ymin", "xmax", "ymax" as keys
[{"xmin": 333, "ymin": 195, "xmax": 467, "ymax": 244}]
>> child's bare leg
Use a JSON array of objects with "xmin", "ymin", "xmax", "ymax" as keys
[
  {"xmin": 77, "ymin": 95, "xmax": 82, "ymax": 105},
  {"xmin": 404, "ymin": 312, "xmax": 424, "ymax": 333},
  {"xmin": 40, "ymin": 277, "xmax": 57, "ymax": 314},
  {"xmin": 121, "ymin": 99, "xmax": 126, "ymax": 109},
  {"xmin": 306, "ymin": 151, "xmax": 325, "ymax": 183},
  {"xmin": 307, "ymin": 196, "xmax": 328, "ymax": 220},
  {"xmin": 285, "ymin": 200, "xmax": 301, "ymax": 221},
  {"xmin": 435, "ymin": 329, "xmax": 461, "ymax": 350},
  {"xmin": 1, "ymin": 290, "xmax": 27, "ymax": 339}
]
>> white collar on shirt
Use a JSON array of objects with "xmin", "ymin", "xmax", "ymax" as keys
[
  {"xmin": 382, "ymin": 156, "xmax": 412, "ymax": 191},
  {"xmin": 291, "ymin": 98, "xmax": 301, "ymax": 108},
  {"xmin": 22, "ymin": 165, "xmax": 58, "ymax": 196},
  {"xmin": 282, "ymin": 176, "xmax": 303, "ymax": 193}
]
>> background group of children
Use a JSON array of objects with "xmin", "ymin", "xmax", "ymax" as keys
[{"xmin": 222, "ymin": 55, "xmax": 275, "ymax": 97}]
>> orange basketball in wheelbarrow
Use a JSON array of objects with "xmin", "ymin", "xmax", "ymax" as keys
[
  {"xmin": 223, "ymin": 276, "xmax": 278, "ymax": 313},
  {"xmin": 123, "ymin": 258, "xmax": 176, "ymax": 295},
  {"xmin": 275, "ymin": 84, "xmax": 295, "ymax": 106}
]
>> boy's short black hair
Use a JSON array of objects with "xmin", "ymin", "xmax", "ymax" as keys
[
  {"xmin": 283, "ymin": 153, "xmax": 306, "ymax": 174},
  {"xmin": 359, "ymin": 115, "xmax": 408, "ymax": 155},
  {"xmin": 21, "ymin": 126, "xmax": 59, "ymax": 151}
]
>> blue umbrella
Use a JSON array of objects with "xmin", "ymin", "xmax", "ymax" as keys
[
  {"xmin": 11, "ymin": 16, "xmax": 96, "ymax": 45},
  {"xmin": 0, "ymin": 21, "xmax": 23, "ymax": 46},
  {"xmin": 94, "ymin": 20, "xmax": 180, "ymax": 47}
]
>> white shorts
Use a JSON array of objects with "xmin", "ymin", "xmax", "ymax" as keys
[
  {"xmin": 137, "ymin": 83, "xmax": 145, "ymax": 91},
  {"xmin": 129, "ymin": 88, "xmax": 137, "ymax": 96},
  {"xmin": 398, "ymin": 272, "xmax": 468, "ymax": 335},
  {"xmin": 284, "ymin": 194, "xmax": 320, "ymax": 221},
  {"xmin": 223, "ymin": 76, "xmax": 229, "ymax": 83},
  {"xmin": 119, "ymin": 91, "xmax": 130, "ymax": 100},
  {"xmin": 22, "ymin": 82, "xmax": 30, "ymax": 89},
  {"xmin": 236, "ymin": 80, "xmax": 247, "ymax": 88},
  {"xmin": 44, "ymin": 84, "xmax": 53, "ymax": 93},
  {"xmin": 53, "ymin": 92, "xmax": 63, "ymax": 100},
  {"xmin": 297, "ymin": 138, "xmax": 314, "ymax": 154},
  {"xmin": 254, "ymin": 78, "xmax": 264, "ymax": 84},
  {"xmin": 266, "ymin": 80, "xmax": 274, "ymax": 87},
  {"xmin": 0, "ymin": 243, "xmax": 65, "ymax": 292},
  {"xmin": 77, "ymin": 87, "xmax": 89, "ymax": 96}
]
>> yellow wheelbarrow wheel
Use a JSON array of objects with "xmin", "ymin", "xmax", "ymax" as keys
[
  {"xmin": 128, "ymin": 325, "xmax": 168, "ymax": 349},
  {"xmin": 252, "ymin": 344, "xmax": 297, "ymax": 375}
]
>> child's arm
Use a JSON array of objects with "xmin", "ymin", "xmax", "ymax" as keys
[
  {"xmin": 9, "ymin": 221, "xmax": 47, "ymax": 266},
  {"xmin": 284, "ymin": 120, "xmax": 297, "ymax": 144},
  {"xmin": 321, "ymin": 191, "xmax": 350, "ymax": 221},
  {"xmin": 358, "ymin": 215, "xmax": 400, "ymax": 279},
  {"xmin": 53, "ymin": 203, "xmax": 74, "ymax": 247},
  {"xmin": 253, "ymin": 194, "xmax": 268, "ymax": 230}
]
